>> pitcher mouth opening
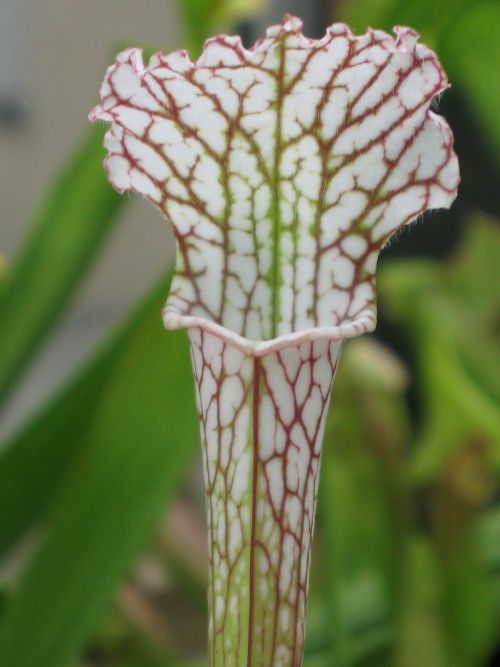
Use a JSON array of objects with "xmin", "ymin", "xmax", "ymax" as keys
[{"xmin": 162, "ymin": 305, "xmax": 376, "ymax": 357}]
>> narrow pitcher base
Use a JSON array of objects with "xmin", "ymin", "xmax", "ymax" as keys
[{"xmin": 189, "ymin": 328, "xmax": 342, "ymax": 666}]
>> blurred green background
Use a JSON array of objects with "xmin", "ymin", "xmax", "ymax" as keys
[{"xmin": 0, "ymin": 1, "xmax": 499, "ymax": 666}]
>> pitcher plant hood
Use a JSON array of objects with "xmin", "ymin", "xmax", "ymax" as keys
[{"xmin": 90, "ymin": 15, "xmax": 459, "ymax": 354}]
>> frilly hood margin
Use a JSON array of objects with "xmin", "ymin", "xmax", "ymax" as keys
[
  {"xmin": 90, "ymin": 15, "xmax": 458, "ymax": 667},
  {"xmin": 90, "ymin": 14, "xmax": 458, "ymax": 355}
]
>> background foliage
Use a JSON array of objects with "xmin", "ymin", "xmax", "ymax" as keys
[{"xmin": 0, "ymin": 1, "xmax": 499, "ymax": 666}]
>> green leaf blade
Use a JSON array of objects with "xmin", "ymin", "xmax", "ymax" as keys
[
  {"xmin": 0, "ymin": 280, "xmax": 199, "ymax": 667},
  {"xmin": 0, "ymin": 125, "xmax": 124, "ymax": 407}
]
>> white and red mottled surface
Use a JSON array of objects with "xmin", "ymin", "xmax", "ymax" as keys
[
  {"xmin": 190, "ymin": 329, "xmax": 341, "ymax": 665},
  {"xmin": 90, "ymin": 14, "xmax": 458, "ymax": 353},
  {"xmin": 91, "ymin": 14, "xmax": 459, "ymax": 666}
]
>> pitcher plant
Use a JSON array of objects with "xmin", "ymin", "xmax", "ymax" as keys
[{"xmin": 90, "ymin": 15, "xmax": 459, "ymax": 666}]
